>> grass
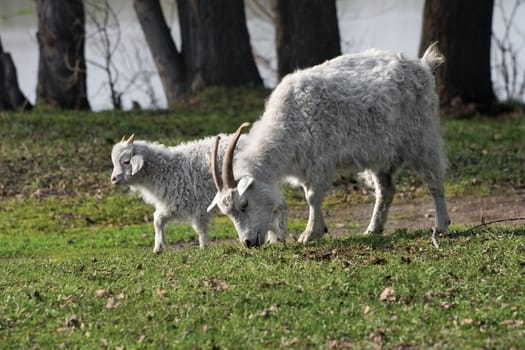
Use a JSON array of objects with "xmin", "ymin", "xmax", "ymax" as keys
[
  {"xmin": 2, "ymin": 230, "xmax": 524, "ymax": 348},
  {"xmin": 1, "ymin": 87, "xmax": 525, "ymax": 348}
]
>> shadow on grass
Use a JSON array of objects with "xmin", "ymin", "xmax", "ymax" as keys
[
  {"xmin": 265, "ymin": 222, "xmax": 523, "ymax": 266},
  {"xmin": 289, "ymin": 221, "xmax": 525, "ymax": 254}
]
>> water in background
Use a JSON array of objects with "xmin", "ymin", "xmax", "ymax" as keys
[{"xmin": 0, "ymin": 0, "xmax": 523, "ymax": 110}]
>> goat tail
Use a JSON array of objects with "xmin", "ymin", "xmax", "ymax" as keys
[{"xmin": 421, "ymin": 42, "xmax": 445, "ymax": 73}]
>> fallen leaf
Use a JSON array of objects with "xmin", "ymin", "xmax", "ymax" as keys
[
  {"xmin": 440, "ymin": 301, "xmax": 453, "ymax": 310},
  {"xmin": 379, "ymin": 287, "xmax": 396, "ymax": 302},
  {"xmin": 499, "ymin": 319, "xmax": 524, "ymax": 327},
  {"xmin": 261, "ymin": 309, "xmax": 271, "ymax": 318},
  {"xmin": 327, "ymin": 339, "xmax": 343, "ymax": 349},
  {"xmin": 106, "ymin": 297, "xmax": 119, "ymax": 309},
  {"xmin": 270, "ymin": 303, "xmax": 279, "ymax": 312},
  {"xmin": 461, "ymin": 318, "xmax": 474, "ymax": 326},
  {"xmin": 59, "ymin": 295, "xmax": 77, "ymax": 308},
  {"xmin": 66, "ymin": 315, "xmax": 81, "ymax": 328},
  {"xmin": 95, "ymin": 289, "xmax": 107, "ymax": 298},
  {"xmin": 423, "ymin": 291, "xmax": 434, "ymax": 303},
  {"xmin": 367, "ymin": 257, "xmax": 387, "ymax": 265},
  {"xmin": 368, "ymin": 327, "xmax": 386, "ymax": 344},
  {"xmin": 282, "ymin": 337, "xmax": 300, "ymax": 347},
  {"xmin": 156, "ymin": 288, "xmax": 167, "ymax": 298},
  {"xmin": 204, "ymin": 279, "xmax": 229, "ymax": 291},
  {"xmin": 363, "ymin": 305, "xmax": 371, "ymax": 316},
  {"xmin": 59, "ymin": 315, "xmax": 84, "ymax": 331}
]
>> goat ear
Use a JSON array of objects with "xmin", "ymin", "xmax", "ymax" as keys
[
  {"xmin": 238, "ymin": 176, "xmax": 254, "ymax": 196},
  {"xmin": 207, "ymin": 193, "xmax": 219, "ymax": 213},
  {"xmin": 130, "ymin": 154, "xmax": 144, "ymax": 175}
]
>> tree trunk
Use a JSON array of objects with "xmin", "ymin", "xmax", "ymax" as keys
[
  {"xmin": 419, "ymin": 0, "xmax": 496, "ymax": 116},
  {"xmin": 134, "ymin": 0, "xmax": 187, "ymax": 109},
  {"xmin": 0, "ymin": 38, "xmax": 7, "ymax": 109},
  {"xmin": 0, "ymin": 36, "xmax": 31, "ymax": 110},
  {"xmin": 36, "ymin": 0, "xmax": 90, "ymax": 110},
  {"xmin": 177, "ymin": 0, "xmax": 262, "ymax": 91},
  {"xmin": 1, "ymin": 53, "xmax": 32, "ymax": 110},
  {"xmin": 273, "ymin": 0, "xmax": 341, "ymax": 79}
]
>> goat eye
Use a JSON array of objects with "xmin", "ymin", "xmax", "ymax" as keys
[
  {"xmin": 123, "ymin": 160, "xmax": 130, "ymax": 165},
  {"xmin": 240, "ymin": 200, "xmax": 248, "ymax": 212}
]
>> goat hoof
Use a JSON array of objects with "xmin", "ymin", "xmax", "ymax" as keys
[
  {"xmin": 297, "ymin": 232, "xmax": 311, "ymax": 244},
  {"xmin": 431, "ymin": 227, "xmax": 449, "ymax": 236}
]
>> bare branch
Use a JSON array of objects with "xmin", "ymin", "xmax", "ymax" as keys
[
  {"xmin": 84, "ymin": 0, "xmax": 162, "ymax": 109},
  {"xmin": 432, "ymin": 216, "xmax": 525, "ymax": 249},
  {"xmin": 492, "ymin": 0, "xmax": 525, "ymax": 102},
  {"xmin": 249, "ymin": 0, "xmax": 274, "ymax": 21},
  {"xmin": 462, "ymin": 217, "xmax": 525, "ymax": 235}
]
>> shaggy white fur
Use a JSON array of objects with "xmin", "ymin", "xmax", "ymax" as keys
[
  {"xmin": 111, "ymin": 134, "xmax": 287, "ymax": 252},
  {"xmin": 209, "ymin": 43, "xmax": 450, "ymax": 247}
]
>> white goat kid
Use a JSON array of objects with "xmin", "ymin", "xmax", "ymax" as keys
[
  {"xmin": 111, "ymin": 134, "xmax": 288, "ymax": 253},
  {"xmin": 208, "ymin": 43, "xmax": 450, "ymax": 248}
]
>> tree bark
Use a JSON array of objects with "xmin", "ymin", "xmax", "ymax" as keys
[
  {"xmin": 135, "ymin": 0, "xmax": 262, "ymax": 108},
  {"xmin": 0, "ymin": 35, "xmax": 31, "ymax": 110},
  {"xmin": 0, "ymin": 38, "xmax": 7, "ymax": 109},
  {"xmin": 134, "ymin": 0, "xmax": 187, "ymax": 109},
  {"xmin": 273, "ymin": 0, "xmax": 341, "ymax": 79},
  {"xmin": 36, "ymin": 0, "xmax": 90, "ymax": 110},
  {"xmin": 419, "ymin": 0, "xmax": 496, "ymax": 116},
  {"xmin": 177, "ymin": 0, "xmax": 262, "ymax": 91}
]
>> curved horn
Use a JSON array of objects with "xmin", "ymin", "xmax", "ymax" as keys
[
  {"xmin": 120, "ymin": 135, "xmax": 126, "ymax": 142},
  {"xmin": 211, "ymin": 136, "xmax": 223, "ymax": 191},
  {"xmin": 127, "ymin": 134, "xmax": 135, "ymax": 145},
  {"xmin": 222, "ymin": 122, "xmax": 250, "ymax": 189}
]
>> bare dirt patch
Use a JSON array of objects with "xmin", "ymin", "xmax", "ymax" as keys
[
  {"xmin": 288, "ymin": 191, "xmax": 525, "ymax": 237},
  {"xmin": 171, "ymin": 192, "xmax": 525, "ymax": 249}
]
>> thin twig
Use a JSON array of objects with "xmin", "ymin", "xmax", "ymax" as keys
[
  {"xmin": 462, "ymin": 217, "xmax": 525, "ymax": 235},
  {"xmin": 492, "ymin": 0, "xmax": 525, "ymax": 101},
  {"xmin": 431, "ymin": 216, "xmax": 525, "ymax": 249}
]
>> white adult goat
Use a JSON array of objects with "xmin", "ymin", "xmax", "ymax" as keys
[
  {"xmin": 111, "ymin": 134, "xmax": 287, "ymax": 252},
  {"xmin": 208, "ymin": 43, "xmax": 450, "ymax": 248}
]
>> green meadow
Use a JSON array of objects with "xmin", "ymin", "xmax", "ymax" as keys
[{"xmin": 1, "ymin": 87, "xmax": 524, "ymax": 349}]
